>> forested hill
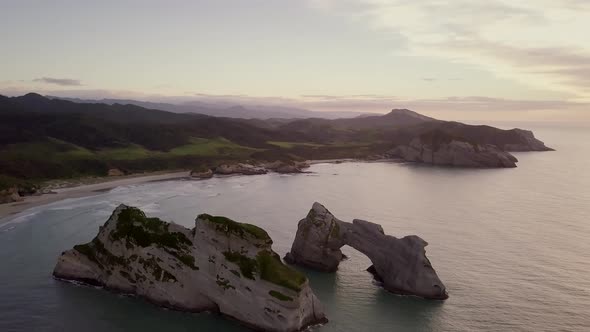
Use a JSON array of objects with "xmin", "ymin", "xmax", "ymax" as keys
[
  {"xmin": 0, "ymin": 93, "xmax": 278, "ymax": 150},
  {"xmin": 0, "ymin": 93, "xmax": 381, "ymax": 185}
]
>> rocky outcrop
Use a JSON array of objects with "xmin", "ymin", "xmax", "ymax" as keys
[
  {"xmin": 387, "ymin": 137, "xmax": 518, "ymax": 168},
  {"xmin": 53, "ymin": 205, "xmax": 326, "ymax": 331},
  {"xmin": 212, "ymin": 161, "xmax": 310, "ymax": 176},
  {"xmin": 215, "ymin": 163, "xmax": 268, "ymax": 176},
  {"xmin": 190, "ymin": 168, "xmax": 214, "ymax": 179},
  {"xmin": 285, "ymin": 203, "xmax": 448, "ymax": 300},
  {"xmin": 264, "ymin": 161, "xmax": 310, "ymax": 174},
  {"xmin": 0, "ymin": 186, "xmax": 23, "ymax": 204}
]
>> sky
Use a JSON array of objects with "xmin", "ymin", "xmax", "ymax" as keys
[{"xmin": 1, "ymin": 0, "xmax": 589, "ymax": 121}]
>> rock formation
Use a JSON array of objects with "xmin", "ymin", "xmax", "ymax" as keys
[
  {"xmin": 387, "ymin": 137, "xmax": 518, "ymax": 168},
  {"xmin": 0, "ymin": 186, "xmax": 23, "ymax": 204},
  {"xmin": 210, "ymin": 161, "xmax": 310, "ymax": 176},
  {"xmin": 215, "ymin": 163, "xmax": 268, "ymax": 175},
  {"xmin": 54, "ymin": 205, "xmax": 326, "ymax": 331},
  {"xmin": 264, "ymin": 161, "xmax": 310, "ymax": 174},
  {"xmin": 285, "ymin": 203, "xmax": 448, "ymax": 300},
  {"xmin": 190, "ymin": 168, "xmax": 214, "ymax": 179}
]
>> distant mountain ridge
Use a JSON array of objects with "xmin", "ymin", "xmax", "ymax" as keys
[{"xmin": 46, "ymin": 95, "xmax": 377, "ymax": 120}]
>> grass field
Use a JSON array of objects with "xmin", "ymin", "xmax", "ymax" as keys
[
  {"xmin": 0, "ymin": 137, "xmax": 259, "ymax": 162},
  {"xmin": 169, "ymin": 138, "xmax": 260, "ymax": 157},
  {"xmin": 96, "ymin": 145, "xmax": 153, "ymax": 160},
  {"xmin": 0, "ymin": 139, "xmax": 94, "ymax": 160},
  {"xmin": 266, "ymin": 141, "xmax": 377, "ymax": 149},
  {"xmin": 267, "ymin": 141, "xmax": 325, "ymax": 149}
]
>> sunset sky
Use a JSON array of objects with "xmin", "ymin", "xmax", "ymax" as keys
[{"xmin": 1, "ymin": 0, "xmax": 589, "ymax": 121}]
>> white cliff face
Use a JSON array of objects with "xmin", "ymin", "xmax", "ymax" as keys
[
  {"xmin": 285, "ymin": 203, "xmax": 448, "ymax": 300},
  {"xmin": 53, "ymin": 205, "xmax": 326, "ymax": 332},
  {"xmin": 388, "ymin": 138, "xmax": 518, "ymax": 168}
]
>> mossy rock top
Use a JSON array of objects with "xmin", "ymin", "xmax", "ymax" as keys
[
  {"xmin": 110, "ymin": 206, "xmax": 192, "ymax": 251},
  {"xmin": 197, "ymin": 213, "xmax": 272, "ymax": 243}
]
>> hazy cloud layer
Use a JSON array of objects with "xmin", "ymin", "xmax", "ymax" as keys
[
  {"xmin": 33, "ymin": 77, "xmax": 82, "ymax": 86},
  {"xmin": 309, "ymin": 0, "xmax": 590, "ymax": 100}
]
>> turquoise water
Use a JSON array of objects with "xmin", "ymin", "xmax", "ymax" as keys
[{"xmin": 1, "ymin": 125, "xmax": 589, "ymax": 331}]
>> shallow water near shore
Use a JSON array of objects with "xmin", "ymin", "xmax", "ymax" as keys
[{"xmin": 1, "ymin": 124, "xmax": 589, "ymax": 332}]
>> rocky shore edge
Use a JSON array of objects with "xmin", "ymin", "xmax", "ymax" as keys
[{"xmin": 190, "ymin": 160, "xmax": 311, "ymax": 179}]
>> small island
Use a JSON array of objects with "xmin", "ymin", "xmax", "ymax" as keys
[
  {"xmin": 285, "ymin": 203, "xmax": 448, "ymax": 300},
  {"xmin": 53, "ymin": 205, "xmax": 327, "ymax": 332}
]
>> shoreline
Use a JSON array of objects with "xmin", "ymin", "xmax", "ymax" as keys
[
  {"xmin": 0, "ymin": 171, "xmax": 189, "ymax": 222},
  {"xmin": 0, "ymin": 158, "xmax": 390, "ymax": 222}
]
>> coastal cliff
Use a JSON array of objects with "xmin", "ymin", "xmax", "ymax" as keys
[
  {"xmin": 285, "ymin": 203, "xmax": 448, "ymax": 300},
  {"xmin": 503, "ymin": 129, "xmax": 553, "ymax": 152},
  {"xmin": 387, "ymin": 138, "xmax": 518, "ymax": 168},
  {"xmin": 386, "ymin": 130, "xmax": 519, "ymax": 168},
  {"xmin": 53, "ymin": 205, "xmax": 326, "ymax": 332}
]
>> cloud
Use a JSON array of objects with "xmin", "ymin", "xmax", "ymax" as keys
[
  {"xmin": 33, "ymin": 77, "xmax": 82, "ymax": 86},
  {"xmin": 309, "ymin": 0, "xmax": 590, "ymax": 100}
]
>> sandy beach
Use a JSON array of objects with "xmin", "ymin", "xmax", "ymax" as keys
[
  {"xmin": 0, "ymin": 159, "xmax": 373, "ymax": 222},
  {"xmin": 0, "ymin": 171, "xmax": 189, "ymax": 221}
]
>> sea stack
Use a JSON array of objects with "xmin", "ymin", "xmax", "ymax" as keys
[
  {"xmin": 285, "ymin": 203, "xmax": 448, "ymax": 300},
  {"xmin": 53, "ymin": 205, "xmax": 326, "ymax": 332}
]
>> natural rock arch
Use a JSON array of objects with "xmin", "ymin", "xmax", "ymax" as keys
[{"xmin": 285, "ymin": 203, "xmax": 448, "ymax": 300}]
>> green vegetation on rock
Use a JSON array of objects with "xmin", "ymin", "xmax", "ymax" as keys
[
  {"xmin": 269, "ymin": 290, "xmax": 293, "ymax": 301},
  {"xmin": 73, "ymin": 243, "xmax": 98, "ymax": 263},
  {"xmin": 176, "ymin": 254, "xmax": 199, "ymax": 270},
  {"xmin": 198, "ymin": 214, "xmax": 271, "ymax": 242},
  {"xmin": 223, "ymin": 249, "xmax": 307, "ymax": 292},
  {"xmin": 223, "ymin": 251, "xmax": 258, "ymax": 279},
  {"xmin": 111, "ymin": 207, "xmax": 191, "ymax": 250},
  {"xmin": 73, "ymin": 237, "xmax": 126, "ymax": 269},
  {"xmin": 256, "ymin": 250, "xmax": 306, "ymax": 292}
]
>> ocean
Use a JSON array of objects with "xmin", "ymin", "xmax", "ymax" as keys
[{"xmin": 1, "ymin": 123, "xmax": 589, "ymax": 332}]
